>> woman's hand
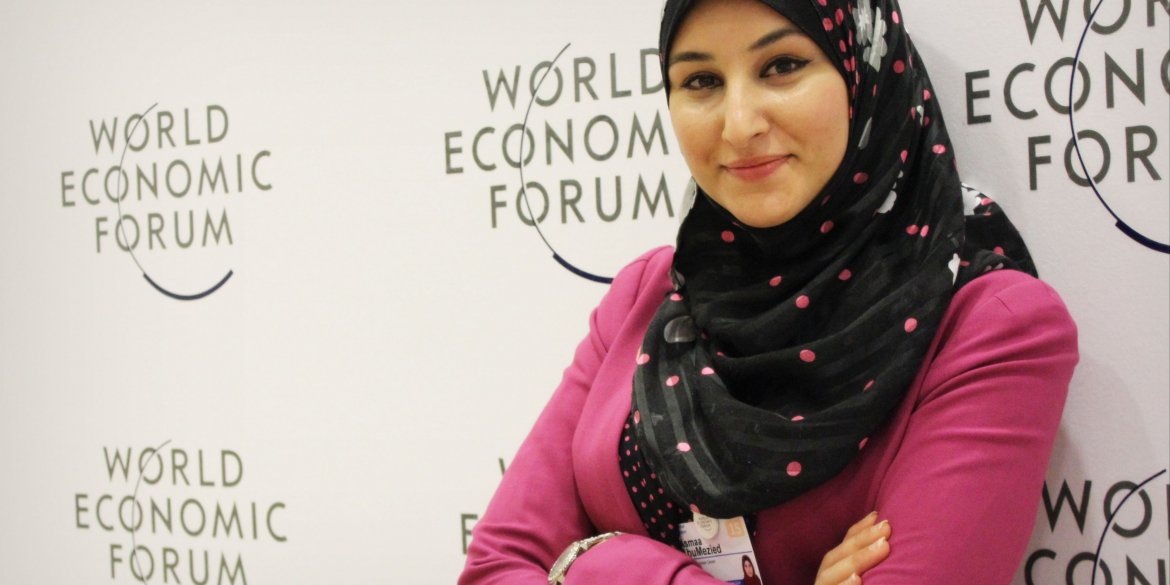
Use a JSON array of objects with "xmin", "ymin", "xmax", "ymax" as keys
[{"xmin": 813, "ymin": 511, "xmax": 891, "ymax": 585}]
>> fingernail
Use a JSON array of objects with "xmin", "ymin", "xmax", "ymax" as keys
[
  {"xmin": 869, "ymin": 536, "xmax": 887, "ymax": 550},
  {"xmin": 847, "ymin": 573, "xmax": 861, "ymax": 585},
  {"xmin": 871, "ymin": 519, "xmax": 889, "ymax": 533}
]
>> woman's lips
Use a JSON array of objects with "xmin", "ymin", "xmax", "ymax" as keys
[{"xmin": 723, "ymin": 155, "xmax": 791, "ymax": 181}]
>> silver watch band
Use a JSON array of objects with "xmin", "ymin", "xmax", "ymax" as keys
[{"xmin": 547, "ymin": 531, "xmax": 624, "ymax": 584}]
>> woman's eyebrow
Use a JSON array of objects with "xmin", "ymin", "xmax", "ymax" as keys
[
  {"xmin": 749, "ymin": 26, "xmax": 801, "ymax": 51},
  {"xmin": 668, "ymin": 26, "xmax": 803, "ymax": 68},
  {"xmin": 668, "ymin": 51, "xmax": 711, "ymax": 67}
]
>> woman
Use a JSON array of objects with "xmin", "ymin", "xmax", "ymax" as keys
[
  {"xmin": 743, "ymin": 556, "xmax": 763, "ymax": 585},
  {"xmin": 460, "ymin": 0, "xmax": 1077, "ymax": 584}
]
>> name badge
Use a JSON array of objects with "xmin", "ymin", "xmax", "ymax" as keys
[{"xmin": 679, "ymin": 514, "xmax": 764, "ymax": 585}]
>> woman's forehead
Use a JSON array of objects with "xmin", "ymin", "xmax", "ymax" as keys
[{"xmin": 668, "ymin": 0, "xmax": 803, "ymax": 53}]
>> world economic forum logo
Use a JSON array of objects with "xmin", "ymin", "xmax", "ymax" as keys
[
  {"xmin": 442, "ymin": 42, "xmax": 690, "ymax": 284},
  {"xmin": 59, "ymin": 102, "xmax": 274, "ymax": 299},
  {"xmin": 962, "ymin": 0, "xmax": 1168, "ymax": 254},
  {"xmin": 72, "ymin": 440, "xmax": 289, "ymax": 584}
]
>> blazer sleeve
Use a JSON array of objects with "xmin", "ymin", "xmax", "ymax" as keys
[
  {"xmin": 860, "ymin": 274, "xmax": 1079, "ymax": 584},
  {"xmin": 459, "ymin": 249, "xmax": 725, "ymax": 585}
]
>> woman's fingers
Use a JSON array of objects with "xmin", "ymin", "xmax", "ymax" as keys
[
  {"xmin": 821, "ymin": 513, "xmax": 889, "ymax": 568},
  {"xmin": 842, "ymin": 511, "xmax": 879, "ymax": 540},
  {"xmin": 815, "ymin": 515, "xmax": 892, "ymax": 585},
  {"xmin": 817, "ymin": 536, "xmax": 890, "ymax": 585}
]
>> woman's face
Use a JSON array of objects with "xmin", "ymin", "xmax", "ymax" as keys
[
  {"xmin": 743, "ymin": 558, "xmax": 755, "ymax": 577},
  {"xmin": 667, "ymin": 0, "xmax": 850, "ymax": 228}
]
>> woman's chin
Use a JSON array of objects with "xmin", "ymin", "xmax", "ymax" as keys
[{"xmin": 721, "ymin": 198, "xmax": 803, "ymax": 229}]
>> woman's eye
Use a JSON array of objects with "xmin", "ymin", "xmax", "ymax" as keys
[
  {"xmin": 681, "ymin": 73, "xmax": 721, "ymax": 90},
  {"xmin": 763, "ymin": 57, "xmax": 809, "ymax": 77}
]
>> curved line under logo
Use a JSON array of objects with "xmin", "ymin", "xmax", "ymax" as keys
[
  {"xmin": 1069, "ymin": 0, "xmax": 1170, "ymax": 254},
  {"xmin": 115, "ymin": 104, "xmax": 235, "ymax": 300},
  {"xmin": 1090, "ymin": 468, "xmax": 1167, "ymax": 585},
  {"xmin": 517, "ymin": 43, "xmax": 615, "ymax": 285}
]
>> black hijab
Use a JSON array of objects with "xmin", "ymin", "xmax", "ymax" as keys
[{"xmin": 629, "ymin": 0, "xmax": 1035, "ymax": 520}]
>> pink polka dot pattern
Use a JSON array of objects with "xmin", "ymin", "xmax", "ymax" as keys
[
  {"xmin": 619, "ymin": 410, "xmax": 690, "ymax": 544},
  {"xmin": 721, "ymin": 230, "xmax": 735, "ymax": 243},
  {"xmin": 636, "ymin": 353, "xmax": 650, "ymax": 365},
  {"xmin": 665, "ymin": 375, "xmax": 680, "ymax": 387},
  {"xmin": 906, "ymin": 225, "xmax": 920, "ymax": 235},
  {"xmin": 700, "ymin": 367, "xmax": 715, "ymax": 376},
  {"xmin": 932, "ymin": 144, "xmax": 947, "ymax": 154},
  {"xmin": 796, "ymin": 295, "xmax": 811, "ymax": 309},
  {"xmin": 769, "ymin": 275, "xmax": 783, "ymax": 287},
  {"xmin": 853, "ymin": 172, "xmax": 869, "ymax": 184},
  {"xmin": 634, "ymin": 410, "xmax": 641, "ymax": 424},
  {"xmin": 904, "ymin": 318, "xmax": 918, "ymax": 333},
  {"xmin": 920, "ymin": 225, "xmax": 930, "ymax": 237},
  {"xmin": 859, "ymin": 437, "xmax": 870, "ymax": 450},
  {"xmin": 787, "ymin": 462, "xmax": 803, "ymax": 477},
  {"xmin": 792, "ymin": 415, "xmax": 805, "ymax": 422},
  {"xmin": 677, "ymin": 442, "xmax": 691, "ymax": 453},
  {"xmin": 864, "ymin": 379, "xmax": 875, "ymax": 391},
  {"xmin": 838, "ymin": 269, "xmax": 853, "ymax": 281},
  {"xmin": 800, "ymin": 349, "xmax": 817, "ymax": 363},
  {"xmin": 670, "ymin": 293, "xmax": 683, "ymax": 302},
  {"xmin": 820, "ymin": 221, "xmax": 835, "ymax": 234},
  {"xmin": 893, "ymin": 60, "xmax": 905, "ymax": 74}
]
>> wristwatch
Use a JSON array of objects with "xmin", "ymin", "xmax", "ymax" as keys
[{"xmin": 547, "ymin": 531, "xmax": 624, "ymax": 584}]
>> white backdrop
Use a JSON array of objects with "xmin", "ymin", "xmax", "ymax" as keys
[{"xmin": 0, "ymin": 1, "xmax": 1165, "ymax": 584}]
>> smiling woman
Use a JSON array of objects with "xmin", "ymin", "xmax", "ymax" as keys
[
  {"xmin": 460, "ymin": 1, "xmax": 1079, "ymax": 584},
  {"xmin": 666, "ymin": 0, "xmax": 849, "ymax": 228}
]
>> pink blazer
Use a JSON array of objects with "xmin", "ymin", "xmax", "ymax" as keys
[{"xmin": 460, "ymin": 246, "xmax": 1078, "ymax": 585}]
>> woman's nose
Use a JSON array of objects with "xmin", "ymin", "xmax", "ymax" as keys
[{"xmin": 721, "ymin": 82, "xmax": 769, "ymax": 147}]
